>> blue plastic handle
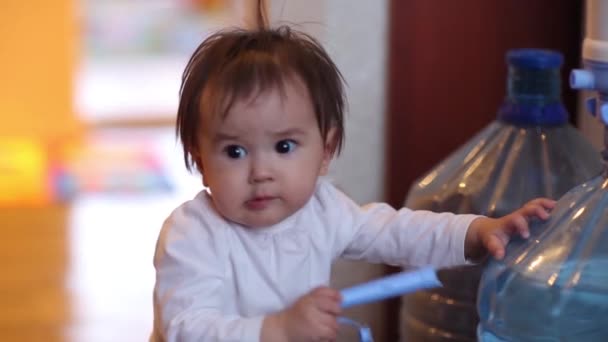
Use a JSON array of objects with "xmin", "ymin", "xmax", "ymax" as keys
[
  {"xmin": 337, "ymin": 317, "xmax": 374, "ymax": 342},
  {"xmin": 340, "ymin": 266, "xmax": 441, "ymax": 308}
]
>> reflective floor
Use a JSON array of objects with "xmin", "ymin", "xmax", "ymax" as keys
[{"xmin": 0, "ymin": 128, "xmax": 201, "ymax": 342}]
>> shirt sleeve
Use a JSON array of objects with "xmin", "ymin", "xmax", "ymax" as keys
[
  {"xmin": 324, "ymin": 183, "xmax": 480, "ymax": 268},
  {"xmin": 152, "ymin": 198, "xmax": 264, "ymax": 342}
]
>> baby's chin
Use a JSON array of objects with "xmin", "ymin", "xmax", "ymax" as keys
[
  {"xmin": 234, "ymin": 215, "xmax": 289, "ymax": 229},
  {"xmin": 228, "ymin": 209, "xmax": 299, "ymax": 229}
]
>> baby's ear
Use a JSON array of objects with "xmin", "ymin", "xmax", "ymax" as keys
[
  {"xmin": 190, "ymin": 149, "xmax": 206, "ymax": 181},
  {"xmin": 198, "ymin": 164, "xmax": 208, "ymax": 184},
  {"xmin": 197, "ymin": 165, "xmax": 210, "ymax": 188},
  {"xmin": 320, "ymin": 128, "xmax": 337, "ymax": 174},
  {"xmin": 326, "ymin": 127, "xmax": 339, "ymax": 155}
]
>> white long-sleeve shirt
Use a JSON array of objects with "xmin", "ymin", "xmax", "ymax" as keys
[{"xmin": 151, "ymin": 178, "xmax": 478, "ymax": 342}]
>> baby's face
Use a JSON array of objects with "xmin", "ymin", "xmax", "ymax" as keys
[{"xmin": 198, "ymin": 78, "xmax": 333, "ymax": 228}]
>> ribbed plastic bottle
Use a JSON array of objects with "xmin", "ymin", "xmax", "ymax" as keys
[
  {"xmin": 478, "ymin": 18, "xmax": 608, "ymax": 338},
  {"xmin": 477, "ymin": 162, "xmax": 608, "ymax": 341},
  {"xmin": 400, "ymin": 49, "xmax": 602, "ymax": 342}
]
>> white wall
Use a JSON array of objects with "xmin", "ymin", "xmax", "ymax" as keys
[
  {"xmin": 269, "ymin": 1, "xmax": 390, "ymax": 340},
  {"xmin": 269, "ymin": 0, "xmax": 387, "ymax": 203}
]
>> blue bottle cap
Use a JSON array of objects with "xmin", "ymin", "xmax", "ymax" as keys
[{"xmin": 507, "ymin": 49, "xmax": 564, "ymax": 69}]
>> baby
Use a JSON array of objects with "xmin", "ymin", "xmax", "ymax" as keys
[{"xmin": 151, "ymin": 25, "xmax": 554, "ymax": 342}]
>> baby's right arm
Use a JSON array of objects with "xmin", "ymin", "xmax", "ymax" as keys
[{"xmin": 152, "ymin": 205, "xmax": 264, "ymax": 342}]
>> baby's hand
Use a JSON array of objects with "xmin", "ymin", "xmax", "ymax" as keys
[
  {"xmin": 263, "ymin": 286, "xmax": 342, "ymax": 342},
  {"xmin": 466, "ymin": 198, "xmax": 556, "ymax": 260}
]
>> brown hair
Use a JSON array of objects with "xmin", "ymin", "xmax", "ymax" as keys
[{"xmin": 176, "ymin": 8, "xmax": 346, "ymax": 173}]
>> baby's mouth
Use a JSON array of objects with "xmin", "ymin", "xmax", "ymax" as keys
[{"xmin": 245, "ymin": 196, "xmax": 277, "ymax": 210}]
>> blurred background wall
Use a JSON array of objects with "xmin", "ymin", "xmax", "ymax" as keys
[
  {"xmin": 0, "ymin": 0, "xmax": 81, "ymax": 206},
  {"xmin": 0, "ymin": 0, "xmax": 79, "ymax": 139}
]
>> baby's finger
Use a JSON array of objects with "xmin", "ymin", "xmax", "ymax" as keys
[
  {"xmin": 531, "ymin": 204, "xmax": 552, "ymax": 220},
  {"xmin": 485, "ymin": 235, "xmax": 506, "ymax": 260},
  {"xmin": 527, "ymin": 198, "xmax": 556, "ymax": 213},
  {"xmin": 314, "ymin": 287, "xmax": 341, "ymax": 300},
  {"xmin": 533, "ymin": 198, "xmax": 556, "ymax": 209},
  {"xmin": 318, "ymin": 314, "xmax": 339, "ymax": 340},
  {"xmin": 522, "ymin": 201, "xmax": 555, "ymax": 221},
  {"xmin": 509, "ymin": 214, "xmax": 530, "ymax": 238},
  {"xmin": 317, "ymin": 296, "xmax": 342, "ymax": 315}
]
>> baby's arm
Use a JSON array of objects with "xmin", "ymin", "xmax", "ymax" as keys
[
  {"xmin": 333, "ymin": 185, "xmax": 554, "ymax": 268},
  {"xmin": 329, "ymin": 187, "xmax": 479, "ymax": 268},
  {"xmin": 153, "ymin": 207, "xmax": 263, "ymax": 342}
]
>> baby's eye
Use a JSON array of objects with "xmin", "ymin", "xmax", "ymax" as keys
[
  {"xmin": 224, "ymin": 145, "xmax": 247, "ymax": 159},
  {"xmin": 275, "ymin": 140, "xmax": 297, "ymax": 154}
]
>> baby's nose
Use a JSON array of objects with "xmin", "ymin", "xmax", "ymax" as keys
[{"xmin": 248, "ymin": 159, "xmax": 274, "ymax": 183}]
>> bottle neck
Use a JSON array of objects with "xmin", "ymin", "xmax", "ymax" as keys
[{"xmin": 507, "ymin": 67, "xmax": 561, "ymax": 105}]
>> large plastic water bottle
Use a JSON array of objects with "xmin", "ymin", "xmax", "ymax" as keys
[
  {"xmin": 400, "ymin": 49, "xmax": 602, "ymax": 341},
  {"xmin": 477, "ymin": 162, "xmax": 608, "ymax": 341},
  {"xmin": 478, "ymin": 22, "xmax": 608, "ymax": 339}
]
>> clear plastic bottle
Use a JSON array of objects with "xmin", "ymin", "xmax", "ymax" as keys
[
  {"xmin": 477, "ymin": 45, "xmax": 608, "ymax": 341},
  {"xmin": 400, "ymin": 49, "xmax": 602, "ymax": 341},
  {"xmin": 477, "ymin": 159, "xmax": 608, "ymax": 341}
]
